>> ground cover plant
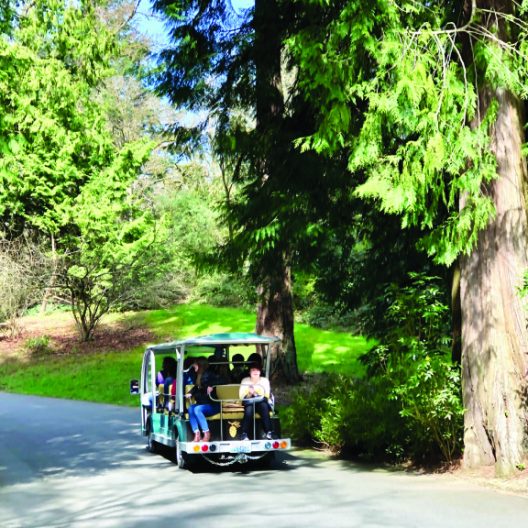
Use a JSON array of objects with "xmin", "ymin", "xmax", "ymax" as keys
[{"xmin": 0, "ymin": 303, "xmax": 371, "ymax": 406}]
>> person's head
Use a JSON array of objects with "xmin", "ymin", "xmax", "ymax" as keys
[
  {"xmin": 183, "ymin": 356, "xmax": 194, "ymax": 369},
  {"xmin": 162, "ymin": 356, "xmax": 177, "ymax": 377},
  {"xmin": 193, "ymin": 357, "xmax": 208, "ymax": 384},
  {"xmin": 247, "ymin": 352, "xmax": 262, "ymax": 367},
  {"xmin": 249, "ymin": 363, "xmax": 262, "ymax": 379},
  {"xmin": 213, "ymin": 345, "xmax": 226, "ymax": 358},
  {"xmin": 232, "ymin": 353, "xmax": 244, "ymax": 366},
  {"xmin": 193, "ymin": 357, "xmax": 208, "ymax": 372},
  {"xmin": 216, "ymin": 362, "xmax": 230, "ymax": 380}
]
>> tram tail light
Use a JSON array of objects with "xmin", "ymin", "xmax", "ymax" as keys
[
  {"xmin": 280, "ymin": 441, "xmax": 288, "ymax": 449},
  {"xmin": 272, "ymin": 441, "xmax": 280, "ymax": 449}
]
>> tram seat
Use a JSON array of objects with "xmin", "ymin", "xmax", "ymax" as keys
[
  {"xmin": 216, "ymin": 385, "xmax": 245, "ymax": 417},
  {"xmin": 184, "ymin": 384, "xmax": 271, "ymax": 420},
  {"xmin": 157, "ymin": 384, "xmax": 165, "ymax": 409},
  {"xmin": 158, "ymin": 383, "xmax": 175, "ymax": 411}
]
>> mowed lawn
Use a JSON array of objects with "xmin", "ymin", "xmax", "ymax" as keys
[{"xmin": 0, "ymin": 304, "xmax": 373, "ymax": 406}]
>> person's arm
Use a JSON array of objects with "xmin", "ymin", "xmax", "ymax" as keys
[
  {"xmin": 260, "ymin": 377, "xmax": 271, "ymax": 399},
  {"xmin": 239, "ymin": 377, "xmax": 253, "ymax": 399}
]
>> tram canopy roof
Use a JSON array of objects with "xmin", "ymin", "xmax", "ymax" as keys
[{"xmin": 146, "ymin": 332, "xmax": 280, "ymax": 353}]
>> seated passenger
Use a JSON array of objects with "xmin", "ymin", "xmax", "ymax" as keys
[
  {"xmin": 183, "ymin": 356, "xmax": 197, "ymax": 386},
  {"xmin": 161, "ymin": 357, "xmax": 177, "ymax": 409},
  {"xmin": 247, "ymin": 352, "xmax": 263, "ymax": 369},
  {"xmin": 238, "ymin": 363, "xmax": 274, "ymax": 441},
  {"xmin": 186, "ymin": 359, "xmax": 227, "ymax": 442},
  {"xmin": 215, "ymin": 362, "xmax": 231, "ymax": 385},
  {"xmin": 230, "ymin": 353, "xmax": 246, "ymax": 383},
  {"xmin": 156, "ymin": 356, "xmax": 177, "ymax": 385}
]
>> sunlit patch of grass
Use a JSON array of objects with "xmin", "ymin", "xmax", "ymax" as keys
[
  {"xmin": 139, "ymin": 304, "xmax": 256, "ymax": 340},
  {"xmin": 0, "ymin": 303, "xmax": 374, "ymax": 403},
  {"xmin": 0, "ymin": 349, "xmax": 143, "ymax": 407},
  {"xmin": 295, "ymin": 322, "xmax": 374, "ymax": 377}
]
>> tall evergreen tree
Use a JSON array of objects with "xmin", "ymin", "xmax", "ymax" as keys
[
  {"xmin": 153, "ymin": 0, "xmax": 303, "ymax": 381},
  {"xmin": 290, "ymin": 0, "xmax": 528, "ymax": 475}
]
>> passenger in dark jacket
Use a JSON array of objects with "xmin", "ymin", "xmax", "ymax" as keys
[{"xmin": 186, "ymin": 359, "xmax": 228, "ymax": 442}]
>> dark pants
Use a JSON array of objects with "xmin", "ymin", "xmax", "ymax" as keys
[{"xmin": 242, "ymin": 399, "xmax": 272, "ymax": 436}]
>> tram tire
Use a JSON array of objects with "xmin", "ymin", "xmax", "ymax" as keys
[
  {"xmin": 176, "ymin": 440, "xmax": 187, "ymax": 469},
  {"xmin": 147, "ymin": 432, "xmax": 160, "ymax": 454},
  {"xmin": 257, "ymin": 451, "xmax": 276, "ymax": 469}
]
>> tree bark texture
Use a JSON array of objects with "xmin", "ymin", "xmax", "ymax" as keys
[
  {"xmin": 253, "ymin": 0, "xmax": 299, "ymax": 383},
  {"xmin": 255, "ymin": 256, "xmax": 300, "ymax": 383},
  {"xmin": 451, "ymin": 264, "xmax": 462, "ymax": 364},
  {"xmin": 460, "ymin": 81, "xmax": 528, "ymax": 475}
]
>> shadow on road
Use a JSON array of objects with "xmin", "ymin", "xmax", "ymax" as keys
[
  {"xmin": 0, "ymin": 393, "xmax": 151, "ymax": 487},
  {"xmin": 1, "ymin": 392, "xmax": 365, "ymax": 488}
]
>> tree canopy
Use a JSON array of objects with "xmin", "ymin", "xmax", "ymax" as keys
[{"xmin": 3, "ymin": 0, "xmax": 528, "ymax": 473}]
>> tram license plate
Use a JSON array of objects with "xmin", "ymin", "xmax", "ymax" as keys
[{"xmin": 232, "ymin": 442, "xmax": 251, "ymax": 453}]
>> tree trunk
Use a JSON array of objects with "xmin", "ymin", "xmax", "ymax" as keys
[
  {"xmin": 451, "ymin": 263, "xmax": 462, "ymax": 364},
  {"xmin": 460, "ymin": 82, "xmax": 528, "ymax": 476},
  {"xmin": 40, "ymin": 233, "xmax": 57, "ymax": 313},
  {"xmin": 256, "ymin": 254, "xmax": 300, "ymax": 383},
  {"xmin": 253, "ymin": 0, "xmax": 300, "ymax": 383}
]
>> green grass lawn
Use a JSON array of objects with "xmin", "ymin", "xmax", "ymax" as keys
[{"xmin": 0, "ymin": 303, "xmax": 373, "ymax": 405}]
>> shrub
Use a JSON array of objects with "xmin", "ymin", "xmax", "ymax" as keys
[
  {"xmin": 300, "ymin": 302, "xmax": 358, "ymax": 331},
  {"xmin": 191, "ymin": 272, "xmax": 256, "ymax": 309},
  {"xmin": 284, "ymin": 274, "xmax": 463, "ymax": 465},
  {"xmin": 282, "ymin": 373, "xmax": 406, "ymax": 460},
  {"xmin": 0, "ymin": 240, "xmax": 49, "ymax": 336},
  {"xmin": 361, "ymin": 273, "xmax": 464, "ymax": 462},
  {"xmin": 24, "ymin": 335, "xmax": 55, "ymax": 357}
]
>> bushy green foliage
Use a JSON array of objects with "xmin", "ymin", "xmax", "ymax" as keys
[
  {"xmin": 288, "ymin": 1, "xmax": 528, "ymax": 266},
  {"xmin": 0, "ymin": 1, "xmax": 170, "ymax": 340},
  {"xmin": 60, "ymin": 142, "xmax": 165, "ymax": 340},
  {"xmin": 191, "ymin": 272, "xmax": 256, "ymax": 309},
  {"xmin": 364, "ymin": 274, "xmax": 463, "ymax": 460},
  {"xmin": 24, "ymin": 335, "xmax": 55, "ymax": 357},
  {"xmin": 282, "ymin": 373, "xmax": 405, "ymax": 459},
  {"xmin": 285, "ymin": 274, "xmax": 463, "ymax": 464}
]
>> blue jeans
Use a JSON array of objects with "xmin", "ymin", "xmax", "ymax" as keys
[{"xmin": 188, "ymin": 403, "xmax": 220, "ymax": 432}]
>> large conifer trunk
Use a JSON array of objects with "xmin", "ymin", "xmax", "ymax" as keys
[
  {"xmin": 253, "ymin": 0, "xmax": 299, "ymax": 383},
  {"xmin": 460, "ymin": 83, "xmax": 528, "ymax": 476},
  {"xmin": 256, "ymin": 255, "xmax": 300, "ymax": 382}
]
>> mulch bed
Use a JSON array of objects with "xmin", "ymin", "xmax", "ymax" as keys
[{"xmin": 0, "ymin": 313, "xmax": 156, "ymax": 359}]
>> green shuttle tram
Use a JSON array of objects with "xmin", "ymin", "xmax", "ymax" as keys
[{"xmin": 131, "ymin": 332, "xmax": 291, "ymax": 469}]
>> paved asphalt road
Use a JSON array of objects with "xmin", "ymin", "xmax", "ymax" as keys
[{"xmin": 0, "ymin": 392, "xmax": 527, "ymax": 528}]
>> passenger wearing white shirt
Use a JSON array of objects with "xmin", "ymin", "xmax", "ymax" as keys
[{"xmin": 238, "ymin": 364, "xmax": 274, "ymax": 440}]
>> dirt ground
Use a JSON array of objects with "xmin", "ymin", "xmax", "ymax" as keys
[
  {"xmin": 1, "ymin": 312, "xmax": 527, "ymax": 496},
  {"xmin": 454, "ymin": 465, "xmax": 528, "ymax": 496},
  {"xmin": 0, "ymin": 311, "xmax": 154, "ymax": 361}
]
